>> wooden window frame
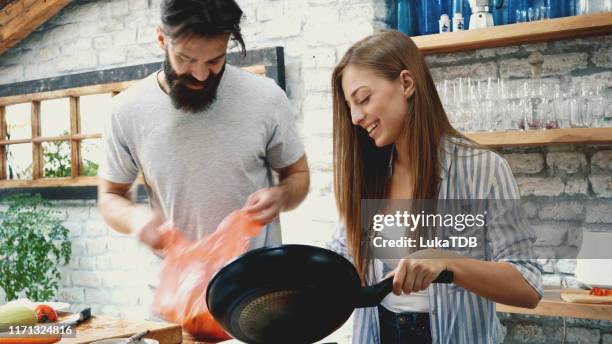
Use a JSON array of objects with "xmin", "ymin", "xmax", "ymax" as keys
[
  {"xmin": 0, "ymin": 81, "xmax": 133, "ymax": 188},
  {"xmin": 0, "ymin": 47, "xmax": 285, "ymax": 199}
]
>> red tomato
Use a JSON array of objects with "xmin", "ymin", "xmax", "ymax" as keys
[
  {"xmin": 34, "ymin": 305, "xmax": 58, "ymax": 323},
  {"xmin": 590, "ymin": 287, "xmax": 612, "ymax": 296}
]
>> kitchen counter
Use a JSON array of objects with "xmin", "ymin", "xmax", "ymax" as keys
[
  {"xmin": 184, "ymin": 289, "xmax": 612, "ymax": 343},
  {"xmin": 54, "ymin": 289, "xmax": 609, "ymax": 344},
  {"xmin": 496, "ymin": 288, "xmax": 612, "ymax": 321},
  {"xmin": 57, "ymin": 315, "xmax": 182, "ymax": 343}
]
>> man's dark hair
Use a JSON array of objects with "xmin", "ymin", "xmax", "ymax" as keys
[{"xmin": 161, "ymin": 0, "xmax": 245, "ymax": 55}]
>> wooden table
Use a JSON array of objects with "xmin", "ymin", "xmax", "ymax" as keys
[
  {"xmin": 57, "ymin": 315, "xmax": 182, "ymax": 343},
  {"xmin": 496, "ymin": 288, "xmax": 612, "ymax": 321}
]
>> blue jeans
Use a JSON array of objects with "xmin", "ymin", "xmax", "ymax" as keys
[{"xmin": 378, "ymin": 305, "xmax": 432, "ymax": 344}]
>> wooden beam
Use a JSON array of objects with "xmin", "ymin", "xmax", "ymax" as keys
[
  {"xmin": 0, "ymin": 175, "xmax": 145, "ymax": 188},
  {"xmin": 0, "ymin": 138, "xmax": 31, "ymax": 145},
  {"xmin": 0, "ymin": 106, "xmax": 5, "ymax": 179},
  {"xmin": 0, "ymin": 175, "xmax": 97, "ymax": 188},
  {"xmin": 0, "ymin": 81, "xmax": 135, "ymax": 106},
  {"xmin": 70, "ymin": 133, "xmax": 101, "ymax": 140},
  {"xmin": 30, "ymin": 100, "xmax": 41, "ymax": 179},
  {"xmin": 0, "ymin": 0, "xmax": 72, "ymax": 55},
  {"xmin": 69, "ymin": 96, "xmax": 80, "ymax": 177},
  {"xmin": 0, "ymin": 133, "xmax": 101, "ymax": 145}
]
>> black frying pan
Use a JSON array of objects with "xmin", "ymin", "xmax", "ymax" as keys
[{"xmin": 206, "ymin": 244, "xmax": 453, "ymax": 344}]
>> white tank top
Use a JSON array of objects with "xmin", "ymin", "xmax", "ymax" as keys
[
  {"xmin": 378, "ymin": 258, "xmax": 431, "ymax": 313},
  {"xmin": 380, "ymin": 289, "xmax": 430, "ymax": 313}
]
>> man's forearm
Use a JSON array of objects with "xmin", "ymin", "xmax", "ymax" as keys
[
  {"xmin": 98, "ymin": 192, "xmax": 140, "ymax": 235},
  {"xmin": 278, "ymin": 170, "xmax": 310, "ymax": 212}
]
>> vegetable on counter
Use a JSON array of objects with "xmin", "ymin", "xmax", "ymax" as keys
[
  {"xmin": 590, "ymin": 287, "xmax": 612, "ymax": 296},
  {"xmin": 0, "ymin": 304, "xmax": 61, "ymax": 344},
  {"xmin": 0, "ymin": 305, "xmax": 37, "ymax": 332},
  {"xmin": 34, "ymin": 305, "xmax": 58, "ymax": 323}
]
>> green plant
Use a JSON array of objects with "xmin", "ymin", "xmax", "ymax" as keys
[
  {"xmin": 0, "ymin": 195, "xmax": 71, "ymax": 302},
  {"xmin": 41, "ymin": 131, "xmax": 99, "ymax": 177},
  {"xmin": 43, "ymin": 140, "xmax": 72, "ymax": 178},
  {"xmin": 82, "ymin": 159, "xmax": 99, "ymax": 177}
]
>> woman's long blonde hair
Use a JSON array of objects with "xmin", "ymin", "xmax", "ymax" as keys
[{"xmin": 332, "ymin": 30, "xmax": 467, "ymax": 282}]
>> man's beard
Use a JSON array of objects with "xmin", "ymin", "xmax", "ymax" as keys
[{"xmin": 163, "ymin": 52, "xmax": 225, "ymax": 113}]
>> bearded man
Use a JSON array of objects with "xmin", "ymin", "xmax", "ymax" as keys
[{"xmin": 98, "ymin": 0, "xmax": 309, "ymax": 267}]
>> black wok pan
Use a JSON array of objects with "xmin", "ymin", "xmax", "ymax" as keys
[{"xmin": 206, "ymin": 245, "xmax": 453, "ymax": 344}]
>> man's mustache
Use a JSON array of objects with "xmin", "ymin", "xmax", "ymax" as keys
[{"xmin": 173, "ymin": 74, "xmax": 209, "ymax": 87}]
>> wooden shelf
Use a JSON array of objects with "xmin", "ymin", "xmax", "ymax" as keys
[
  {"xmin": 413, "ymin": 12, "xmax": 612, "ymax": 55},
  {"xmin": 497, "ymin": 289, "xmax": 612, "ymax": 321},
  {"xmin": 465, "ymin": 127, "xmax": 612, "ymax": 148}
]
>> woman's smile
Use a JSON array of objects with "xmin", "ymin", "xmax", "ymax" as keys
[{"xmin": 366, "ymin": 120, "xmax": 380, "ymax": 137}]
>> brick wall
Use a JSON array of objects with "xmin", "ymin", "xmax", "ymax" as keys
[{"xmin": 0, "ymin": 0, "xmax": 611, "ymax": 342}]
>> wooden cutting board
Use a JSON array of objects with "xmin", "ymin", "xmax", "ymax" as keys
[
  {"xmin": 561, "ymin": 289, "xmax": 612, "ymax": 304},
  {"xmin": 58, "ymin": 315, "xmax": 182, "ymax": 344}
]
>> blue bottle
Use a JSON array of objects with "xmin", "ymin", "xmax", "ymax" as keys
[
  {"xmin": 442, "ymin": 0, "xmax": 452, "ymax": 15},
  {"xmin": 462, "ymin": 0, "xmax": 472, "ymax": 29},
  {"xmin": 398, "ymin": 0, "xmax": 419, "ymax": 36},
  {"xmin": 565, "ymin": 0, "xmax": 577, "ymax": 16},
  {"xmin": 450, "ymin": 0, "xmax": 468, "ymax": 30},
  {"xmin": 549, "ymin": 0, "xmax": 575, "ymax": 18},
  {"xmin": 452, "ymin": 0, "xmax": 463, "ymax": 14},
  {"xmin": 507, "ymin": 0, "xmax": 534, "ymax": 23},
  {"xmin": 492, "ymin": 0, "xmax": 506, "ymax": 25},
  {"xmin": 419, "ymin": 0, "xmax": 443, "ymax": 35}
]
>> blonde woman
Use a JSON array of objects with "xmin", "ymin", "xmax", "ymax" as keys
[{"xmin": 328, "ymin": 30, "xmax": 542, "ymax": 343}]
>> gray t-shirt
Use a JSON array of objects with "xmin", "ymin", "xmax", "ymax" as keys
[{"xmin": 99, "ymin": 65, "xmax": 305, "ymax": 247}]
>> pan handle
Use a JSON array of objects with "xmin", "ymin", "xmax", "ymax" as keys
[{"xmin": 356, "ymin": 270, "xmax": 454, "ymax": 308}]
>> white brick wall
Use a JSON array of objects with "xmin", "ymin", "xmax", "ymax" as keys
[
  {"xmin": 48, "ymin": 202, "xmax": 159, "ymax": 319},
  {"xmin": 1, "ymin": 0, "xmax": 612, "ymax": 342}
]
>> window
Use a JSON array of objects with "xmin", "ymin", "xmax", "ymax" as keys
[
  {"xmin": 0, "ymin": 82, "xmax": 130, "ymax": 187},
  {"xmin": 0, "ymin": 47, "xmax": 280, "ymax": 190}
]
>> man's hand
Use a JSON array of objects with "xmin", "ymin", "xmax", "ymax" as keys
[
  {"xmin": 127, "ymin": 206, "xmax": 177, "ymax": 251},
  {"xmin": 98, "ymin": 178, "xmax": 180, "ymax": 252},
  {"xmin": 243, "ymin": 186, "xmax": 285, "ymax": 225}
]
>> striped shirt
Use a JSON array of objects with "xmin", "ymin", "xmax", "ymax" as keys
[{"xmin": 328, "ymin": 137, "xmax": 543, "ymax": 344}]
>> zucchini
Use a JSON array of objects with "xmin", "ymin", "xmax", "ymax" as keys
[{"xmin": 0, "ymin": 305, "xmax": 38, "ymax": 332}]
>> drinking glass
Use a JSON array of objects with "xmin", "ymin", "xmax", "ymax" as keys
[
  {"xmin": 569, "ymin": 97, "xmax": 592, "ymax": 128},
  {"xmin": 528, "ymin": 7, "xmax": 541, "ymax": 21},
  {"xmin": 516, "ymin": 9, "xmax": 527, "ymax": 22},
  {"xmin": 541, "ymin": 5, "xmax": 551, "ymax": 19}
]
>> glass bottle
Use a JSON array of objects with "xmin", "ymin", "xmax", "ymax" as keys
[
  {"xmin": 492, "ymin": 0, "xmax": 506, "ymax": 25},
  {"xmin": 419, "ymin": 0, "xmax": 443, "ymax": 35},
  {"xmin": 462, "ymin": 0, "xmax": 472, "ymax": 29},
  {"xmin": 398, "ymin": 0, "xmax": 419, "ymax": 36}
]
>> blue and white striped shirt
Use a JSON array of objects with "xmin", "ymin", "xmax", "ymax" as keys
[{"xmin": 328, "ymin": 138, "xmax": 543, "ymax": 344}]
